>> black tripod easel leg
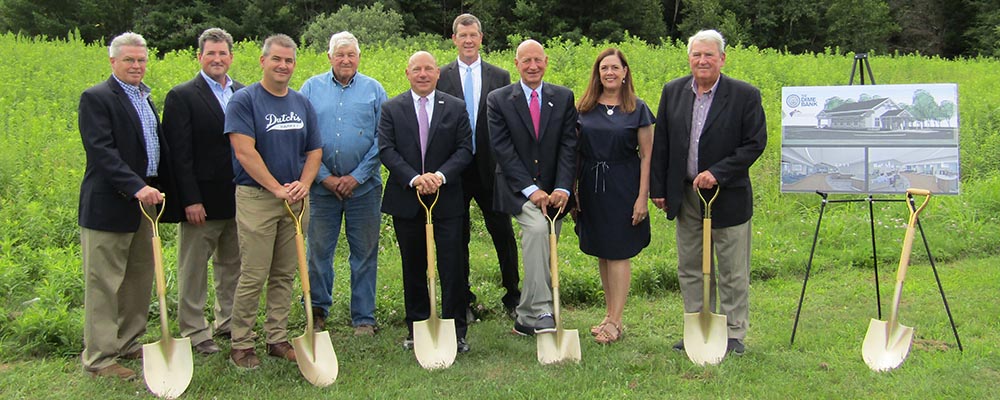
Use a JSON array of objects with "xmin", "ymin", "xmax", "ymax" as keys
[
  {"xmin": 910, "ymin": 198, "xmax": 963, "ymax": 352},
  {"xmin": 868, "ymin": 196, "xmax": 882, "ymax": 319},
  {"xmin": 791, "ymin": 192, "xmax": 829, "ymax": 346}
]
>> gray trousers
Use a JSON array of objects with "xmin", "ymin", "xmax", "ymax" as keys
[
  {"xmin": 177, "ymin": 218, "xmax": 241, "ymax": 345},
  {"xmin": 513, "ymin": 201, "xmax": 561, "ymax": 326},
  {"xmin": 675, "ymin": 185, "xmax": 751, "ymax": 339}
]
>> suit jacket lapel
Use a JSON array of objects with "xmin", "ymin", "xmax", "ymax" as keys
[
  {"xmin": 108, "ymin": 78, "xmax": 144, "ymax": 140},
  {"xmin": 680, "ymin": 76, "xmax": 695, "ymax": 137},
  {"xmin": 702, "ymin": 75, "xmax": 729, "ymax": 135},
  {"xmin": 537, "ymin": 85, "xmax": 552, "ymax": 140},
  {"xmin": 193, "ymin": 75, "xmax": 227, "ymax": 123},
  {"xmin": 509, "ymin": 86, "xmax": 535, "ymax": 140},
  {"xmin": 427, "ymin": 90, "xmax": 444, "ymax": 147}
]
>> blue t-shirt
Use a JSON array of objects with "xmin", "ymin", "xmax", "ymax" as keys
[{"xmin": 224, "ymin": 82, "xmax": 322, "ymax": 187}]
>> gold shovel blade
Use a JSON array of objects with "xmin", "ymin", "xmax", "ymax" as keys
[
  {"xmin": 683, "ymin": 311, "xmax": 728, "ymax": 366},
  {"xmin": 291, "ymin": 330, "xmax": 338, "ymax": 387},
  {"xmin": 142, "ymin": 337, "xmax": 193, "ymax": 399},
  {"xmin": 536, "ymin": 328, "xmax": 582, "ymax": 365},
  {"xmin": 413, "ymin": 317, "xmax": 457, "ymax": 370},
  {"xmin": 862, "ymin": 319, "xmax": 914, "ymax": 372}
]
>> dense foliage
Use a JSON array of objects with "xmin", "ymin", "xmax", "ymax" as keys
[
  {"xmin": 1, "ymin": 34, "xmax": 999, "ymax": 358},
  {"xmin": 0, "ymin": 0, "xmax": 998, "ymax": 57}
]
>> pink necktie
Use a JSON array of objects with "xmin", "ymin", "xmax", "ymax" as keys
[
  {"xmin": 418, "ymin": 96, "xmax": 429, "ymax": 163},
  {"xmin": 529, "ymin": 89, "xmax": 540, "ymax": 139}
]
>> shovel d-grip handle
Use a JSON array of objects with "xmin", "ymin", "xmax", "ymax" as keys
[
  {"xmin": 285, "ymin": 200, "xmax": 315, "ymax": 331},
  {"xmin": 416, "ymin": 191, "xmax": 441, "ymax": 317},
  {"xmin": 696, "ymin": 186, "xmax": 720, "ymax": 314}
]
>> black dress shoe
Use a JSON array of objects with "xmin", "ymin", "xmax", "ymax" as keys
[
  {"xmin": 672, "ymin": 339, "xmax": 685, "ymax": 351},
  {"xmin": 457, "ymin": 338, "xmax": 470, "ymax": 353},
  {"xmin": 727, "ymin": 338, "xmax": 745, "ymax": 355},
  {"xmin": 512, "ymin": 321, "xmax": 534, "ymax": 336},
  {"xmin": 194, "ymin": 339, "xmax": 221, "ymax": 355}
]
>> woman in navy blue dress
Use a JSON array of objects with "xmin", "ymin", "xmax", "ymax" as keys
[{"xmin": 574, "ymin": 48, "xmax": 654, "ymax": 344}]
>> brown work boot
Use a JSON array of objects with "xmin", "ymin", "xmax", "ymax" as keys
[
  {"xmin": 119, "ymin": 348, "xmax": 143, "ymax": 360},
  {"xmin": 230, "ymin": 348, "xmax": 261, "ymax": 369},
  {"xmin": 353, "ymin": 324, "xmax": 376, "ymax": 337},
  {"xmin": 266, "ymin": 341, "xmax": 297, "ymax": 362},
  {"xmin": 86, "ymin": 363, "xmax": 136, "ymax": 380}
]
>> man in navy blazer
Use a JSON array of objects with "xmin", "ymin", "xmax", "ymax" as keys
[
  {"xmin": 161, "ymin": 28, "xmax": 245, "ymax": 355},
  {"xmin": 379, "ymin": 51, "xmax": 474, "ymax": 353},
  {"xmin": 487, "ymin": 39, "xmax": 578, "ymax": 335},
  {"xmin": 436, "ymin": 13, "xmax": 519, "ymax": 319},
  {"xmin": 650, "ymin": 29, "xmax": 767, "ymax": 356},
  {"xmin": 77, "ymin": 32, "xmax": 168, "ymax": 380}
]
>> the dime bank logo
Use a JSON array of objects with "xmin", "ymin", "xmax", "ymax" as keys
[{"xmin": 786, "ymin": 94, "xmax": 801, "ymax": 108}]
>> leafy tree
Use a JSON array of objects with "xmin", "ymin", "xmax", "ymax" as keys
[
  {"xmin": 824, "ymin": 0, "xmax": 899, "ymax": 54},
  {"xmin": 300, "ymin": 2, "xmax": 405, "ymax": 52},
  {"xmin": 0, "ymin": 0, "xmax": 133, "ymax": 43}
]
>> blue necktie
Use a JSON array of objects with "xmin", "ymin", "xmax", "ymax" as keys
[{"xmin": 464, "ymin": 66, "xmax": 476, "ymax": 154}]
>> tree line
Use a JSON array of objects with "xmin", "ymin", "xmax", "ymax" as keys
[{"xmin": 1, "ymin": 0, "xmax": 997, "ymax": 58}]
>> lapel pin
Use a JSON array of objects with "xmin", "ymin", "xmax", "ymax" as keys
[
  {"xmin": 438, "ymin": 100, "xmax": 445, "ymax": 104},
  {"xmin": 547, "ymin": 102, "xmax": 553, "ymax": 107}
]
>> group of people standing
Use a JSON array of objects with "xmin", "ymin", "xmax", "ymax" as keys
[{"xmin": 76, "ymin": 12, "xmax": 765, "ymax": 380}]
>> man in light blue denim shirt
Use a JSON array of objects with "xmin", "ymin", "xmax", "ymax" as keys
[{"xmin": 300, "ymin": 31, "xmax": 388, "ymax": 336}]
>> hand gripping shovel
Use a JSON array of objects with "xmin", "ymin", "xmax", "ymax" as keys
[
  {"xmin": 139, "ymin": 196, "xmax": 193, "ymax": 399},
  {"xmin": 413, "ymin": 191, "xmax": 458, "ymax": 369},
  {"xmin": 285, "ymin": 201, "xmax": 338, "ymax": 387},
  {"xmin": 862, "ymin": 188, "xmax": 931, "ymax": 372},
  {"xmin": 683, "ymin": 186, "xmax": 728, "ymax": 366},
  {"xmin": 537, "ymin": 205, "xmax": 582, "ymax": 365}
]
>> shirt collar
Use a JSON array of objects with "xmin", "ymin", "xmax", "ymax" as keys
[
  {"xmin": 457, "ymin": 56, "xmax": 481, "ymax": 70},
  {"xmin": 520, "ymin": 80, "xmax": 543, "ymax": 98},
  {"xmin": 411, "ymin": 89, "xmax": 436, "ymax": 103},
  {"xmin": 199, "ymin": 70, "xmax": 233, "ymax": 91},
  {"xmin": 332, "ymin": 71, "xmax": 357, "ymax": 88},
  {"xmin": 112, "ymin": 74, "xmax": 150, "ymax": 97},
  {"xmin": 690, "ymin": 74, "xmax": 721, "ymax": 96}
]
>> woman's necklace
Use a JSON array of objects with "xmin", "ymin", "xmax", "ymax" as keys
[{"xmin": 603, "ymin": 103, "xmax": 617, "ymax": 115}]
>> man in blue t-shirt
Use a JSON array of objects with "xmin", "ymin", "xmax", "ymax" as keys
[{"xmin": 224, "ymin": 34, "xmax": 322, "ymax": 370}]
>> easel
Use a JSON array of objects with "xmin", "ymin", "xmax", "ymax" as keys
[{"xmin": 788, "ymin": 53, "xmax": 962, "ymax": 351}]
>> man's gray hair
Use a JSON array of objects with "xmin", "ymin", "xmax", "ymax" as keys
[
  {"xmin": 198, "ymin": 28, "xmax": 234, "ymax": 54},
  {"xmin": 687, "ymin": 29, "xmax": 726, "ymax": 55},
  {"xmin": 328, "ymin": 31, "xmax": 361, "ymax": 56},
  {"xmin": 452, "ymin": 13, "xmax": 482, "ymax": 34},
  {"xmin": 109, "ymin": 32, "xmax": 147, "ymax": 58},
  {"xmin": 262, "ymin": 34, "xmax": 297, "ymax": 57}
]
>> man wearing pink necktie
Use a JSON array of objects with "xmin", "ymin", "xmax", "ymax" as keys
[
  {"xmin": 486, "ymin": 39, "xmax": 578, "ymax": 336},
  {"xmin": 379, "ymin": 51, "xmax": 474, "ymax": 353}
]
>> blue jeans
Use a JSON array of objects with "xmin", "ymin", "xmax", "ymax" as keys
[{"xmin": 307, "ymin": 186, "xmax": 381, "ymax": 326}]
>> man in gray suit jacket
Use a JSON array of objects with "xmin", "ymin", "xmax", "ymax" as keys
[
  {"xmin": 487, "ymin": 40, "xmax": 578, "ymax": 335},
  {"xmin": 650, "ymin": 29, "xmax": 767, "ymax": 356},
  {"xmin": 379, "ymin": 51, "xmax": 474, "ymax": 353},
  {"xmin": 436, "ymin": 13, "xmax": 519, "ymax": 320},
  {"xmin": 162, "ymin": 28, "xmax": 244, "ymax": 355}
]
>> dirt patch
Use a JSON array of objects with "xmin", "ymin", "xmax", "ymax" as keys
[
  {"xmin": 681, "ymin": 369, "xmax": 715, "ymax": 380},
  {"xmin": 0, "ymin": 363, "xmax": 10, "ymax": 373},
  {"xmin": 913, "ymin": 338, "xmax": 950, "ymax": 352}
]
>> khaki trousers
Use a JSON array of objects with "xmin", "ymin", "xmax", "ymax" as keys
[
  {"xmin": 79, "ymin": 204, "xmax": 155, "ymax": 370},
  {"xmin": 230, "ymin": 186, "xmax": 307, "ymax": 350},
  {"xmin": 675, "ymin": 185, "xmax": 751, "ymax": 339},
  {"xmin": 177, "ymin": 218, "xmax": 241, "ymax": 345},
  {"xmin": 513, "ymin": 201, "xmax": 561, "ymax": 327}
]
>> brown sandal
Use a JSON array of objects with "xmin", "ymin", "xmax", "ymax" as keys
[
  {"xmin": 591, "ymin": 316, "xmax": 610, "ymax": 336},
  {"xmin": 594, "ymin": 322, "xmax": 622, "ymax": 345}
]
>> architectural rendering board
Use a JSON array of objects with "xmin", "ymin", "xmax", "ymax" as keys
[{"xmin": 780, "ymin": 84, "xmax": 959, "ymax": 194}]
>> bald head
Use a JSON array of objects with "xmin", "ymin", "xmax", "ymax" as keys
[
  {"xmin": 406, "ymin": 51, "xmax": 440, "ymax": 97},
  {"xmin": 515, "ymin": 40, "xmax": 547, "ymax": 89}
]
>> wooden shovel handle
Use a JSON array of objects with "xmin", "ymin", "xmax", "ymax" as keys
[{"xmin": 138, "ymin": 196, "xmax": 170, "ymax": 336}]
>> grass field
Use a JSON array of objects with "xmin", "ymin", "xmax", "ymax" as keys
[{"xmin": 1, "ymin": 254, "xmax": 996, "ymax": 399}]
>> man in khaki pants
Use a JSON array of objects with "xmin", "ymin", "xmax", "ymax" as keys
[
  {"xmin": 161, "ymin": 28, "xmax": 244, "ymax": 355},
  {"xmin": 224, "ymin": 34, "xmax": 322, "ymax": 369},
  {"xmin": 77, "ymin": 31, "xmax": 168, "ymax": 380}
]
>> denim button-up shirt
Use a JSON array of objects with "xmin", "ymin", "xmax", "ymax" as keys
[{"xmin": 301, "ymin": 71, "xmax": 388, "ymax": 197}]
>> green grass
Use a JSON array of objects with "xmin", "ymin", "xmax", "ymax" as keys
[{"xmin": 1, "ymin": 255, "xmax": 996, "ymax": 399}]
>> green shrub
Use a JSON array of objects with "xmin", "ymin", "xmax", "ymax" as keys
[{"xmin": 300, "ymin": 2, "xmax": 405, "ymax": 52}]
